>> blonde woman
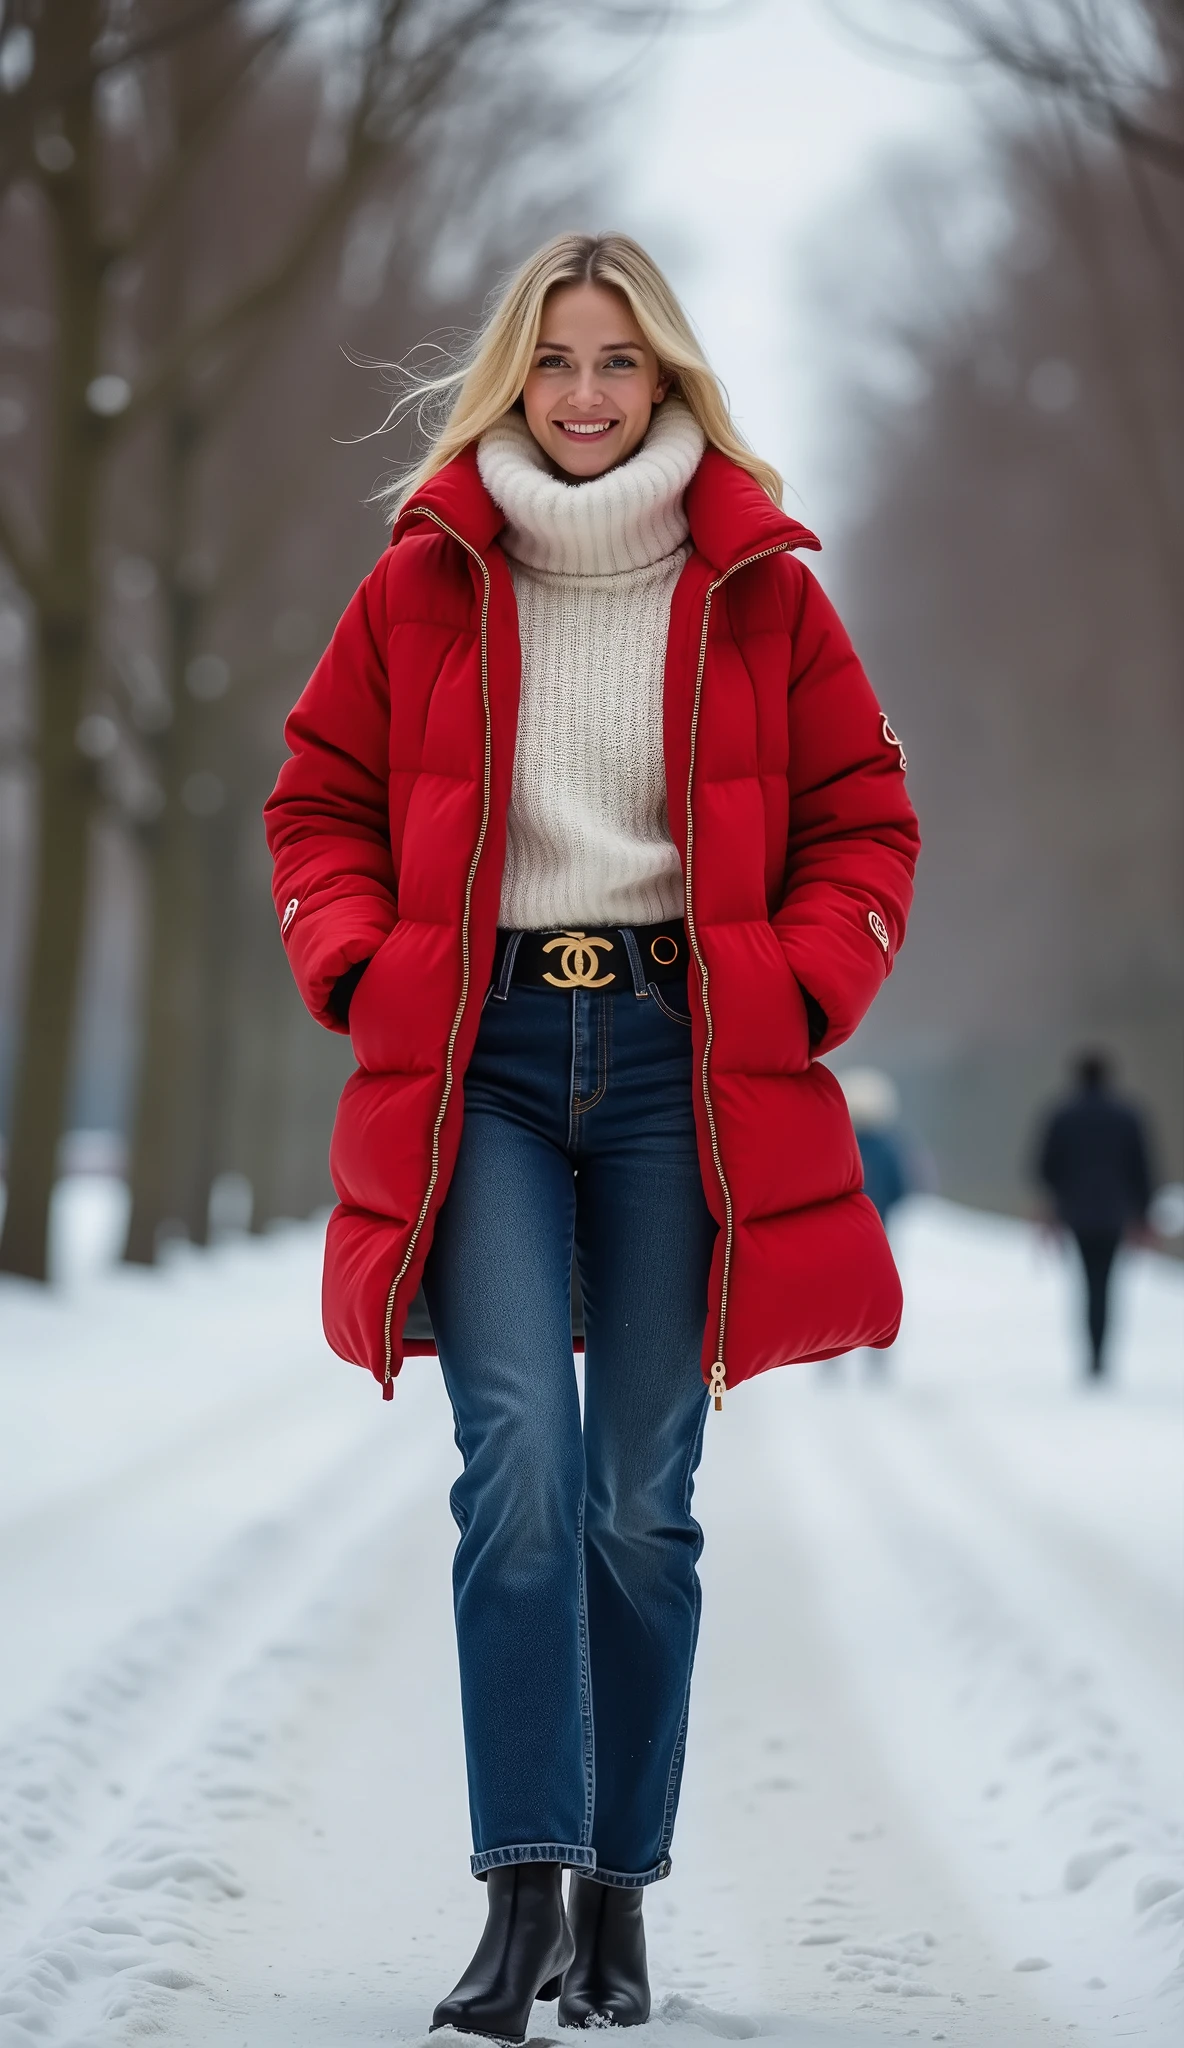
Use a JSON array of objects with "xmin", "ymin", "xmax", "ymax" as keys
[{"xmin": 266, "ymin": 232, "xmax": 919, "ymax": 2039}]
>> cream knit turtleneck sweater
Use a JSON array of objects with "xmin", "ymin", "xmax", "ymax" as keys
[{"xmin": 477, "ymin": 397, "xmax": 706, "ymax": 931}]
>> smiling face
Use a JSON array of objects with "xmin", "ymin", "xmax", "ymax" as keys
[{"xmin": 520, "ymin": 281, "xmax": 670, "ymax": 480}]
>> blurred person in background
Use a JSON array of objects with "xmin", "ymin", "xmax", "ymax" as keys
[
  {"xmin": 1034, "ymin": 1050, "xmax": 1156, "ymax": 1381},
  {"xmin": 840, "ymin": 1066, "xmax": 912, "ymax": 1230},
  {"xmin": 265, "ymin": 231, "xmax": 918, "ymax": 2040}
]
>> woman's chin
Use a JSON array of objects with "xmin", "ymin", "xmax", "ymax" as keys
[
  {"xmin": 548, "ymin": 444, "xmax": 619, "ymax": 480},
  {"xmin": 548, "ymin": 437, "xmax": 650, "ymax": 482}
]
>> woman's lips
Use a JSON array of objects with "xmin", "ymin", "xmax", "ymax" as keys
[{"xmin": 555, "ymin": 419, "xmax": 618, "ymax": 437}]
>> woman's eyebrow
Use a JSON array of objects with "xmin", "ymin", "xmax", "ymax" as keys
[{"xmin": 533, "ymin": 338, "xmax": 642, "ymax": 352}]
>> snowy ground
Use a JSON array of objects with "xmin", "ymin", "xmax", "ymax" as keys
[{"xmin": 1, "ymin": 1189, "xmax": 1181, "ymax": 2048}]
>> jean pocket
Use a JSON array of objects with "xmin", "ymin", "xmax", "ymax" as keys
[{"xmin": 648, "ymin": 980, "xmax": 692, "ymax": 1026}]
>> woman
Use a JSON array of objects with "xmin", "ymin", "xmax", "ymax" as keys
[{"xmin": 265, "ymin": 231, "xmax": 919, "ymax": 2040}]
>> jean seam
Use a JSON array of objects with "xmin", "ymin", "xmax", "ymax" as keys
[
  {"xmin": 656, "ymin": 1390, "xmax": 710, "ymax": 1858},
  {"xmin": 572, "ymin": 996, "xmax": 609, "ymax": 1117},
  {"xmin": 576, "ymin": 1488, "xmax": 595, "ymax": 1848},
  {"xmin": 567, "ymin": 992, "xmax": 580, "ymax": 1148},
  {"xmin": 444, "ymin": 1391, "xmax": 471, "ymax": 1536}
]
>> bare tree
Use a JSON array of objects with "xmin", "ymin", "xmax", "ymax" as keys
[
  {"xmin": 0, "ymin": 0, "xmax": 244, "ymax": 194},
  {"xmin": 119, "ymin": 60, "xmax": 596, "ymax": 1260},
  {"xmin": 824, "ymin": 0, "xmax": 1184, "ymax": 181},
  {"xmin": 809, "ymin": 120, "xmax": 1184, "ymax": 1207},
  {"xmin": 0, "ymin": 0, "xmax": 678, "ymax": 1279}
]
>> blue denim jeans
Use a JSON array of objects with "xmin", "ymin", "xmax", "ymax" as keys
[{"xmin": 422, "ymin": 953, "xmax": 717, "ymax": 1887}]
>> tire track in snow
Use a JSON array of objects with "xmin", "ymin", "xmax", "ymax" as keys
[
  {"xmin": 654, "ymin": 1383, "xmax": 1072, "ymax": 2045},
  {"xmin": 908, "ymin": 1401, "xmax": 1183, "ymax": 1701},
  {"xmin": 0, "ymin": 1397, "xmax": 452, "ymax": 2047},
  {"xmin": 0, "ymin": 1410, "xmax": 387, "ymax": 1945},
  {"xmin": 0, "ymin": 1369, "xmax": 326, "ymax": 1568},
  {"xmin": 773, "ymin": 1392, "xmax": 1184, "ymax": 2045},
  {"xmin": 844, "ymin": 1396, "xmax": 1183, "ymax": 1803}
]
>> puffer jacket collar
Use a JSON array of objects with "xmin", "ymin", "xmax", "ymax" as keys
[{"xmin": 391, "ymin": 434, "xmax": 821, "ymax": 570}]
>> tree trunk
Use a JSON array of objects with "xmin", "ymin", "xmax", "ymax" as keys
[
  {"xmin": 183, "ymin": 795, "xmax": 239, "ymax": 1244},
  {"xmin": 0, "ymin": 662, "xmax": 94, "ymax": 1276},
  {"xmin": 123, "ymin": 363, "xmax": 207, "ymax": 1263},
  {"xmin": 0, "ymin": 27, "xmax": 102, "ymax": 1281},
  {"xmin": 122, "ymin": 763, "xmax": 203, "ymax": 1262}
]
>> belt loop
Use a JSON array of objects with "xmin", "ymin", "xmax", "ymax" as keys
[
  {"xmin": 490, "ymin": 929, "xmax": 523, "ymax": 1001},
  {"xmin": 617, "ymin": 927, "xmax": 649, "ymax": 999}
]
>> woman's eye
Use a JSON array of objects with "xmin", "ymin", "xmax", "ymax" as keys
[
  {"xmin": 605, "ymin": 356, "xmax": 639, "ymax": 370},
  {"xmin": 536, "ymin": 355, "xmax": 567, "ymax": 369}
]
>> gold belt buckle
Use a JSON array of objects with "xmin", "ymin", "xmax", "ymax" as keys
[{"xmin": 541, "ymin": 930, "xmax": 616, "ymax": 989}]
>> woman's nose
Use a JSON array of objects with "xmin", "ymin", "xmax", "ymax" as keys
[{"xmin": 570, "ymin": 368, "xmax": 604, "ymax": 409}]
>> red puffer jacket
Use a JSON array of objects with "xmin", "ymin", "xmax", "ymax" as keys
[{"xmin": 265, "ymin": 442, "xmax": 920, "ymax": 1401}]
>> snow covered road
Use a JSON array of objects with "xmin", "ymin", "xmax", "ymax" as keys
[{"xmin": 1, "ymin": 1196, "xmax": 1181, "ymax": 2047}]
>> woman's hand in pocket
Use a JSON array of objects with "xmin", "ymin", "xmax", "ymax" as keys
[{"xmin": 327, "ymin": 959, "xmax": 371, "ymax": 1027}]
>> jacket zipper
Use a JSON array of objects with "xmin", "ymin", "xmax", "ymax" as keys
[
  {"xmin": 382, "ymin": 508, "xmax": 493, "ymax": 1387},
  {"xmin": 685, "ymin": 542, "xmax": 790, "ymax": 1411}
]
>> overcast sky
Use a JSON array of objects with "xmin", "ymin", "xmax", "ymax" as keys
[{"xmin": 602, "ymin": 0, "xmax": 987, "ymax": 532}]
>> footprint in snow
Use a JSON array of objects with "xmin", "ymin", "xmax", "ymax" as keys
[
  {"xmin": 824, "ymin": 1933, "xmax": 941, "ymax": 1998},
  {"xmin": 654, "ymin": 1991, "xmax": 760, "ymax": 2037},
  {"xmin": 1134, "ymin": 1874, "xmax": 1184, "ymax": 1916},
  {"xmin": 1063, "ymin": 1842, "xmax": 1131, "ymax": 1890}
]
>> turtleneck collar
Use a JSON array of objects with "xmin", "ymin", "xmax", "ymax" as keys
[{"xmin": 476, "ymin": 396, "xmax": 706, "ymax": 577}]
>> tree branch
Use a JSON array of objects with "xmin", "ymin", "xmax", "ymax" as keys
[
  {"xmin": 0, "ymin": 0, "xmax": 249, "ymax": 192},
  {"xmin": 108, "ymin": 9, "xmax": 301, "ymax": 263},
  {"xmin": 824, "ymin": 0, "xmax": 1184, "ymax": 178},
  {"xmin": 114, "ymin": 0, "xmax": 515, "ymax": 432}
]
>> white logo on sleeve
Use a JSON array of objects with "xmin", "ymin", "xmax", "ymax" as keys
[
  {"xmin": 881, "ymin": 715, "xmax": 907, "ymax": 769},
  {"xmin": 281, "ymin": 897, "xmax": 299, "ymax": 937},
  {"xmin": 868, "ymin": 910, "xmax": 890, "ymax": 953}
]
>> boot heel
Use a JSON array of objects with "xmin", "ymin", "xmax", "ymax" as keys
[{"xmin": 536, "ymin": 1975, "xmax": 563, "ymax": 2001}]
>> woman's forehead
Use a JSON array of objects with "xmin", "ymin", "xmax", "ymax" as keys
[{"xmin": 536, "ymin": 280, "xmax": 643, "ymax": 345}]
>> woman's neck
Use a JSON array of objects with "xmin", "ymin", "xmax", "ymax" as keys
[{"xmin": 477, "ymin": 397, "xmax": 706, "ymax": 578}]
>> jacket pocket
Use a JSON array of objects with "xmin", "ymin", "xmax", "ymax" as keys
[
  {"xmin": 347, "ymin": 923, "xmax": 402, "ymax": 1071},
  {"xmin": 760, "ymin": 923, "xmax": 811, "ymax": 1074}
]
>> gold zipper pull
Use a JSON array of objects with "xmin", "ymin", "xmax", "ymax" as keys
[{"xmin": 709, "ymin": 1360, "xmax": 727, "ymax": 1411}]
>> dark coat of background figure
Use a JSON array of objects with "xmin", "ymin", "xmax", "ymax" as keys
[{"xmin": 1035, "ymin": 1053, "xmax": 1155, "ymax": 1378}]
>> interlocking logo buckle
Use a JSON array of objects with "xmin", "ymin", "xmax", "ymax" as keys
[{"xmin": 541, "ymin": 931, "xmax": 617, "ymax": 989}]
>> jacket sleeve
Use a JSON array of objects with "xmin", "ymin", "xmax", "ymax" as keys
[
  {"xmin": 263, "ymin": 554, "xmax": 397, "ymax": 1032},
  {"xmin": 771, "ymin": 565, "xmax": 920, "ymax": 1057}
]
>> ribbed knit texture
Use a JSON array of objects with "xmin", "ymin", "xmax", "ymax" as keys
[{"xmin": 477, "ymin": 398, "xmax": 706, "ymax": 930}]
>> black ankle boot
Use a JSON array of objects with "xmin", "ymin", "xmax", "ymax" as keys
[
  {"xmin": 558, "ymin": 1874, "xmax": 650, "ymax": 2027},
  {"xmin": 431, "ymin": 1862, "xmax": 575, "ymax": 2043}
]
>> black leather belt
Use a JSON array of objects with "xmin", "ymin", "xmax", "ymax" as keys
[{"xmin": 492, "ymin": 919, "xmax": 689, "ymax": 994}]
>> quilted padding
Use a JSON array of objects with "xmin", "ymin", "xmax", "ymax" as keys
[{"xmin": 265, "ymin": 441, "xmax": 920, "ymax": 1399}]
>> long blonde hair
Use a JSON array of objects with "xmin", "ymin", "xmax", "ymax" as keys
[{"xmin": 374, "ymin": 231, "xmax": 783, "ymax": 517}]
